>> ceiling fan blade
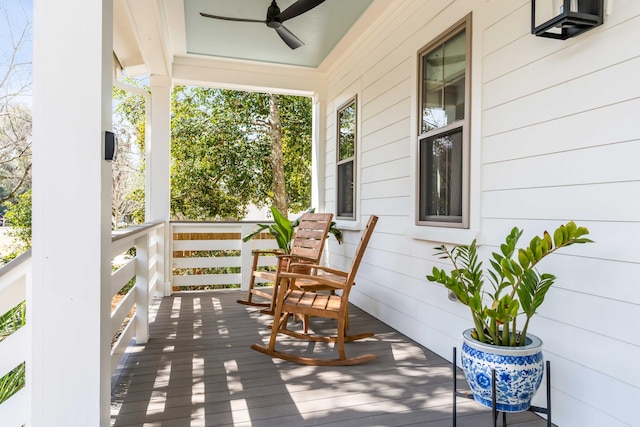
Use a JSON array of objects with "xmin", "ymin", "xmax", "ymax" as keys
[
  {"xmin": 276, "ymin": 0, "xmax": 325, "ymax": 22},
  {"xmin": 275, "ymin": 25, "xmax": 305, "ymax": 49},
  {"xmin": 200, "ymin": 12, "xmax": 266, "ymax": 24}
]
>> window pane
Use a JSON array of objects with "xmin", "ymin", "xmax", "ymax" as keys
[
  {"xmin": 338, "ymin": 102, "xmax": 355, "ymax": 161},
  {"xmin": 419, "ymin": 129, "xmax": 463, "ymax": 222},
  {"xmin": 443, "ymin": 30, "xmax": 466, "ymax": 123},
  {"xmin": 422, "ymin": 45, "xmax": 445, "ymax": 133},
  {"xmin": 337, "ymin": 161, "xmax": 354, "ymax": 217},
  {"xmin": 421, "ymin": 29, "xmax": 466, "ymax": 133}
]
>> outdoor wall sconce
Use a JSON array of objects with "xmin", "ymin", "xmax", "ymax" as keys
[
  {"xmin": 105, "ymin": 131, "xmax": 118, "ymax": 161},
  {"xmin": 532, "ymin": 0, "xmax": 604, "ymax": 39}
]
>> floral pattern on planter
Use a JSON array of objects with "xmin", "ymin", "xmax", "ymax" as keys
[{"xmin": 461, "ymin": 329, "xmax": 545, "ymax": 412}]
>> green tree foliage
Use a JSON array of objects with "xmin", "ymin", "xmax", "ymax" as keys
[
  {"xmin": 170, "ymin": 87, "xmax": 256, "ymax": 220},
  {"xmin": 4, "ymin": 187, "xmax": 30, "ymax": 246},
  {"xmin": 279, "ymin": 94, "xmax": 313, "ymax": 213},
  {"xmin": 0, "ymin": 104, "xmax": 31, "ymax": 205},
  {"xmin": 113, "ymin": 86, "xmax": 146, "ymax": 149},
  {"xmin": 112, "ymin": 85, "xmax": 146, "ymax": 227},
  {"xmin": 170, "ymin": 86, "xmax": 312, "ymax": 220},
  {"xmin": 116, "ymin": 84, "xmax": 312, "ymax": 221}
]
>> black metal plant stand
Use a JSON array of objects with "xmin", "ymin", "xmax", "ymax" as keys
[{"xmin": 452, "ymin": 347, "xmax": 552, "ymax": 427}]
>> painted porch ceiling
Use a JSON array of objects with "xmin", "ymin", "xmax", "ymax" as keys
[{"xmin": 184, "ymin": 0, "xmax": 374, "ymax": 68}]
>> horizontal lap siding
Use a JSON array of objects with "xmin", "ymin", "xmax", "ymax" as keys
[
  {"xmin": 481, "ymin": 1, "xmax": 640, "ymax": 425},
  {"xmin": 483, "ymin": 142, "xmax": 640, "ymax": 190},
  {"xmin": 324, "ymin": 0, "xmax": 488, "ymax": 393},
  {"xmin": 321, "ymin": 1, "xmax": 640, "ymax": 426},
  {"xmin": 483, "ymin": 57, "xmax": 640, "ymax": 137},
  {"xmin": 483, "ymin": 99, "xmax": 640, "ymax": 163}
]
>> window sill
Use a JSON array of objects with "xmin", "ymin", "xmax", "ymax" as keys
[{"xmin": 405, "ymin": 226, "xmax": 479, "ymax": 245}]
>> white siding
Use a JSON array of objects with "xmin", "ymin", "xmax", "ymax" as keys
[{"xmin": 320, "ymin": 1, "xmax": 640, "ymax": 426}]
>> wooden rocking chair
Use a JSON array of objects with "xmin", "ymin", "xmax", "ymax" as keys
[
  {"xmin": 251, "ymin": 215, "xmax": 378, "ymax": 366},
  {"xmin": 237, "ymin": 212, "xmax": 333, "ymax": 314}
]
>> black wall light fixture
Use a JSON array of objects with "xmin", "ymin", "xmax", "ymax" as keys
[
  {"xmin": 105, "ymin": 131, "xmax": 118, "ymax": 161},
  {"xmin": 532, "ymin": 0, "xmax": 604, "ymax": 39}
]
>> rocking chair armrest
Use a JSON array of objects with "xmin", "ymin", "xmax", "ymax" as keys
[
  {"xmin": 279, "ymin": 271, "xmax": 347, "ymax": 290},
  {"xmin": 288, "ymin": 264, "xmax": 348, "ymax": 277},
  {"xmin": 251, "ymin": 249, "xmax": 285, "ymax": 257}
]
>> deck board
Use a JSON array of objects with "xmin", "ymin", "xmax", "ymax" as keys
[{"xmin": 111, "ymin": 290, "xmax": 551, "ymax": 426}]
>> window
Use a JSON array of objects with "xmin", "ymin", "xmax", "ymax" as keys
[
  {"xmin": 418, "ymin": 17, "xmax": 470, "ymax": 227},
  {"xmin": 336, "ymin": 97, "xmax": 356, "ymax": 219}
]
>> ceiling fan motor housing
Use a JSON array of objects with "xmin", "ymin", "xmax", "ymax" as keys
[{"xmin": 267, "ymin": 1, "xmax": 281, "ymax": 26}]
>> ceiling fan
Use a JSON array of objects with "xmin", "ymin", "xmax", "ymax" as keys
[{"xmin": 200, "ymin": 0, "xmax": 325, "ymax": 50}]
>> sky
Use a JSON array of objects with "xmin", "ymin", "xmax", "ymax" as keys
[
  {"xmin": 0, "ymin": 0, "xmax": 32, "ymax": 52},
  {"xmin": 0, "ymin": 0, "xmax": 33, "ymax": 103}
]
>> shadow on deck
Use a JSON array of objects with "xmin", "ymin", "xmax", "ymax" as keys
[{"xmin": 110, "ymin": 289, "xmax": 549, "ymax": 426}]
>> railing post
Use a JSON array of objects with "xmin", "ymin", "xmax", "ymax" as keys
[
  {"xmin": 240, "ymin": 224, "xmax": 254, "ymax": 292},
  {"xmin": 134, "ymin": 233, "xmax": 149, "ymax": 344},
  {"xmin": 154, "ymin": 223, "xmax": 167, "ymax": 297},
  {"xmin": 162, "ymin": 221, "xmax": 173, "ymax": 297},
  {"xmin": 165, "ymin": 223, "xmax": 173, "ymax": 296}
]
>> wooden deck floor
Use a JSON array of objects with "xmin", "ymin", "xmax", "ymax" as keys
[{"xmin": 110, "ymin": 290, "xmax": 550, "ymax": 427}]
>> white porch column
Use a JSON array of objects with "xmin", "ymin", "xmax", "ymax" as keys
[
  {"xmin": 312, "ymin": 94, "xmax": 326, "ymax": 210},
  {"xmin": 31, "ymin": 1, "xmax": 113, "ymax": 426},
  {"xmin": 146, "ymin": 75, "xmax": 172, "ymax": 295}
]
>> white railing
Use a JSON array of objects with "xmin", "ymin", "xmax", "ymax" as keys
[
  {"xmin": 0, "ymin": 220, "xmax": 277, "ymax": 426},
  {"xmin": 0, "ymin": 250, "xmax": 30, "ymax": 427},
  {"xmin": 0, "ymin": 221, "xmax": 165, "ymax": 426},
  {"xmin": 109, "ymin": 221, "xmax": 165, "ymax": 374},
  {"xmin": 171, "ymin": 221, "xmax": 278, "ymax": 291}
]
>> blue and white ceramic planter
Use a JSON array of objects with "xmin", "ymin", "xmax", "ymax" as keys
[{"xmin": 461, "ymin": 329, "xmax": 544, "ymax": 412}]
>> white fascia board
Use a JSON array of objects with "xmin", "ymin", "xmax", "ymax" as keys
[
  {"xmin": 124, "ymin": 0, "xmax": 171, "ymax": 76},
  {"xmin": 171, "ymin": 54, "xmax": 327, "ymax": 95}
]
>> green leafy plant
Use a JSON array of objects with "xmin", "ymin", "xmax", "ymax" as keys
[
  {"xmin": 427, "ymin": 221, "xmax": 592, "ymax": 346},
  {"xmin": 4, "ymin": 189, "xmax": 32, "ymax": 249},
  {"xmin": 0, "ymin": 301, "xmax": 26, "ymax": 404},
  {"xmin": 242, "ymin": 206, "xmax": 342, "ymax": 254}
]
